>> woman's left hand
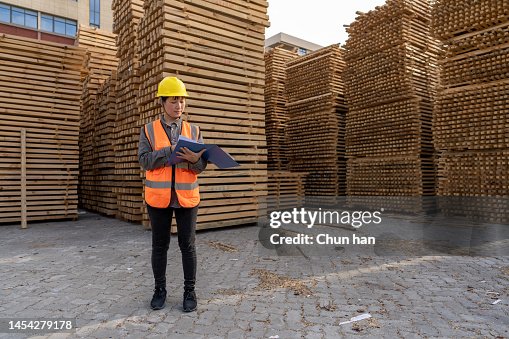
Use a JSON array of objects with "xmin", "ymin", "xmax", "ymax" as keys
[{"xmin": 176, "ymin": 147, "xmax": 206, "ymax": 164}]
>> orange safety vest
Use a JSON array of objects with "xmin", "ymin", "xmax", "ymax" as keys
[{"xmin": 143, "ymin": 119, "xmax": 201, "ymax": 208}]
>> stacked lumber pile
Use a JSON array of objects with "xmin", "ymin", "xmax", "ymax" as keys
[
  {"xmin": 92, "ymin": 74, "xmax": 118, "ymax": 216},
  {"xmin": 137, "ymin": 0, "xmax": 269, "ymax": 230},
  {"xmin": 343, "ymin": 0, "xmax": 439, "ymax": 209},
  {"xmin": 112, "ymin": 0, "xmax": 144, "ymax": 223},
  {"xmin": 264, "ymin": 47, "xmax": 298, "ymax": 170},
  {"xmin": 0, "ymin": 34, "xmax": 85, "ymax": 224},
  {"xmin": 285, "ymin": 45, "xmax": 348, "ymax": 196},
  {"xmin": 77, "ymin": 26, "xmax": 118, "ymax": 215},
  {"xmin": 267, "ymin": 171, "xmax": 306, "ymax": 210},
  {"xmin": 431, "ymin": 0, "xmax": 509, "ymax": 221},
  {"xmin": 79, "ymin": 83, "xmax": 95, "ymax": 211}
]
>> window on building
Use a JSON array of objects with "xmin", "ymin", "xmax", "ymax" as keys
[
  {"xmin": 89, "ymin": 0, "xmax": 100, "ymax": 28},
  {"xmin": 40, "ymin": 14, "xmax": 77, "ymax": 37},
  {"xmin": 0, "ymin": 3, "xmax": 37, "ymax": 29},
  {"xmin": 0, "ymin": 4, "xmax": 10, "ymax": 23},
  {"xmin": 297, "ymin": 48, "xmax": 308, "ymax": 56}
]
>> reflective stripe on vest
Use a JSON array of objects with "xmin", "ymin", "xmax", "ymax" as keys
[
  {"xmin": 144, "ymin": 119, "xmax": 200, "ymax": 208},
  {"xmin": 146, "ymin": 180, "xmax": 199, "ymax": 190}
]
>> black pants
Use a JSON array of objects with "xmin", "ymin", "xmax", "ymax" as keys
[{"xmin": 147, "ymin": 204, "xmax": 197, "ymax": 292}]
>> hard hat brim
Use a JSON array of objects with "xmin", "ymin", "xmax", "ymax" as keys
[{"xmin": 156, "ymin": 93, "xmax": 189, "ymax": 97}]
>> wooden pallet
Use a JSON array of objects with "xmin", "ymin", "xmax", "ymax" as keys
[{"xmin": 0, "ymin": 34, "xmax": 85, "ymax": 225}]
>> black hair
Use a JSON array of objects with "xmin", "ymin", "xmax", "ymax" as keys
[{"xmin": 160, "ymin": 96, "xmax": 185, "ymax": 103}]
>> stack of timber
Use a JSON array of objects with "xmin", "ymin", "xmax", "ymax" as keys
[
  {"xmin": 112, "ymin": 0, "xmax": 144, "ymax": 223},
  {"xmin": 264, "ymin": 47, "xmax": 298, "ymax": 171},
  {"xmin": 77, "ymin": 26, "xmax": 118, "ymax": 215},
  {"xmin": 285, "ymin": 45, "xmax": 348, "ymax": 196},
  {"xmin": 79, "ymin": 83, "xmax": 96, "ymax": 211},
  {"xmin": 0, "ymin": 34, "xmax": 85, "ymax": 224},
  {"xmin": 137, "ymin": 0, "xmax": 269, "ymax": 230},
  {"xmin": 92, "ymin": 74, "xmax": 118, "ymax": 216},
  {"xmin": 267, "ymin": 171, "xmax": 306, "ymax": 210},
  {"xmin": 343, "ymin": 0, "xmax": 439, "ymax": 211},
  {"xmin": 432, "ymin": 0, "xmax": 509, "ymax": 222}
]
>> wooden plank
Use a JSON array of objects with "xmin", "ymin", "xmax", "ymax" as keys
[{"xmin": 20, "ymin": 129, "xmax": 26, "ymax": 229}]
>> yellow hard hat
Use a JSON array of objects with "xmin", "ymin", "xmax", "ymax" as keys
[{"xmin": 156, "ymin": 76, "xmax": 189, "ymax": 97}]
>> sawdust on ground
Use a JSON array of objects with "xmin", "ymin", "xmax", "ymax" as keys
[
  {"xmin": 206, "ymin": 241, "xmax": 238, "ymax": 252},
  {"xmin": 250, "ymin": 268, "xmax": 313, "ymax": 296}
]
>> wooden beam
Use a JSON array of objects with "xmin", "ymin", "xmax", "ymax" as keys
[{"xmin": 20, "ymin": 128, "xmax": 27, "ymax": 229}]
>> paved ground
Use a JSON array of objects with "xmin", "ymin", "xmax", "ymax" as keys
[{"xmin": 0, "ymin": 210, "xmax": 508, "ymax": 338}]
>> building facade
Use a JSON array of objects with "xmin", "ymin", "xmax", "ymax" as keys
[
  {"xmin": 0, "ymin": 0, "xmax": 112, "ymax": 44},
  {"xmin": 265, "ymin": 33, "xmax": 323, "ymax": 56}
]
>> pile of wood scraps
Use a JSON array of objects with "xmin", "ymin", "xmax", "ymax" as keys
[{"xmin": 0, "ymin": 34, "xmax": 85, "ymax": 225}]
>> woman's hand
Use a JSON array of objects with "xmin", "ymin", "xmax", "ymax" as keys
[{"xmin": 176, "ymin": 147, "xmax": 206, "ymax": 164}]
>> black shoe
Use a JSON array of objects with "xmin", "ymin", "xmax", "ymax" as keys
[
  {"xmin": 150, "ymin": 287, "xmax": 167, "ymax": 310},
  {"xmin": 183, "ymin": 290, "xmax": 197, "ymax": 312}
]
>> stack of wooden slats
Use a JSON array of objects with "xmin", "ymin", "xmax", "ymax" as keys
[
  {"xmin": 432, "ymin": 0, "xmax": 509, "ymax": 221},
  {"xmin": 112, "ymin": 0, "xmax": 144, "ymax": 223},
  {"xmin": 79, "ymin": 81, "xmax": 96, "ymax": 211},
  {"xmin": 285, "ymin": 45, "xmax": 348, "ymax": 196},
  {"xmin": 264, "ymin": 47, "xmax": 298, "ymax": 171},
  {"xmin": 93, "ymin": 74, "xmax": 118, "ymax": 216},
  {"xmin": 137, "ymin": 0, "xmax": 269, "ymax": 230},
  {"xmin": 431, "ymin": 0, "xmax": 509, "ymax": 41},
  {"xmin": 0, "ymin": 33, "xmax": 85, "ymax": 224},
  {"xmin": 77, "ymin": 26, "xmax": 118, "ymax": 87},
  {"xmin": 77, "ymin": 26, "xmax": 118, "ymax": 215},
  {"xmin": 343, "ymin": 0, "xmax": 438, "ymax": 208},
  {"xmin": 264, "ymin": 48, "xmax": 306, "ymax": 205},
  {"xmin": 267, "ymin": 171, "xmax": 306, "ymax": 210}
]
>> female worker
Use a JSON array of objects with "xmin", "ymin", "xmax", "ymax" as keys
[{"xmin": 138, "ymin": 76, "xmax": 207, "ymax": 312}]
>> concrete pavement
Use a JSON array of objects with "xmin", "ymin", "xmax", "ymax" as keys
[{"xmin": 0, "ymin": 210, "xmax": 508, "ymax": 338}]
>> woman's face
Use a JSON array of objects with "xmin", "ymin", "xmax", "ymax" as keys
[{"xmin": 163, "ymin": 96, "xmax": 186, "ymax": 120}]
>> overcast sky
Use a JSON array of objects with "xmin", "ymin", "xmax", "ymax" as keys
[{"xmin": 265, "ymin": 0, "xmax": 387, "ymax": 47}]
